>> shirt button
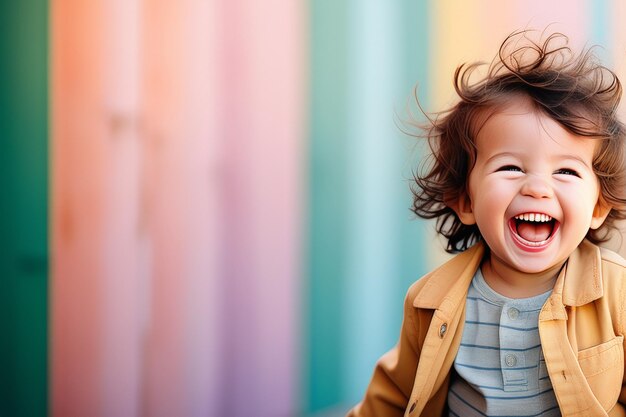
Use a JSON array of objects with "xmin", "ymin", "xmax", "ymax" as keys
[
  {"xmin": 439, "ymin": 323, "xmax": 447, "ymax": 338},
  {"xmin": 507, "ymin": 307, "xmax": 520, "ymax": 320},
  {"xmin": 505, "ymin": 354, "xmax": 518, "ymax": 367}
]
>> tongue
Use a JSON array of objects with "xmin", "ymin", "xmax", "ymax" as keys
[{"xmin": 517, "ymin": 221, "xmax": 552, "ymax": 242}]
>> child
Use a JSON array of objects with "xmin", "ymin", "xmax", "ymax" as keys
[{"xmin": 348, "ymin": 31, "xmax": 626, "ymax": 417}]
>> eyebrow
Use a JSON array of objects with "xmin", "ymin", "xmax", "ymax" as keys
[
  {"xmin": 556, "ymin": 154, "xmax": 593, "ymax": 170},
  {"xmin": 484, "ymin": 152, "xmax": 593, "ymax": 169},
  {"xmin": 484, "ymin": 152, "xmax": 517, "ymax": 165}
]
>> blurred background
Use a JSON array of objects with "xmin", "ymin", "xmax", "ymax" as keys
[{"xmin": 3, "ymin": 0, "xmax": 626, "ymax": 416}]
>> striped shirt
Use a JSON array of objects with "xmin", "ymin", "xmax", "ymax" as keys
[{"xmin": 448, "ymin": 268, "xmax": 560, "ymax": 417}]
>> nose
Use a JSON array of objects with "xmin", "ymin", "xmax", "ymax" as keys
[{"xmin": 520, "ymin": 175, "xmax": 554, "ymax": 199}]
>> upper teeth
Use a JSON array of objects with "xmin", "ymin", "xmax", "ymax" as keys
[{"xmin": 514, "ymin": 213, "xmax": 552, "ymax": 222}]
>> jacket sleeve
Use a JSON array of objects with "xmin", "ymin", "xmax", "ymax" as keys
[
  {"xmin": 608, "ymin": 257, "xmax": 626, "ymax": 412},
  {"xmin": 347, "ymin": 283, "xmax": 423, "ymax": 417},
  {"xmin": 618, "ymin": 270, "xmax": 626, "ymax": 409}
]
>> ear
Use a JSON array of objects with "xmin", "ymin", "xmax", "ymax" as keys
[
  {"xmin": 447, "ymin": 192, "xmax": 476, "ymax": 225},
  {"xmin": 590, "ymin": 197, "xmax": 612, "ymax": 230}
]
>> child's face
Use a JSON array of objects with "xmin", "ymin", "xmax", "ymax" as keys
[{"xmin": 453, "ymin": 98, "xmax": 610, "ymax": 274}]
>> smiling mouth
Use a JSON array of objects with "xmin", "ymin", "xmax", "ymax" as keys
[{"xmin": 509, "ymin": 212, "xmax": 559, "ymax": 247}]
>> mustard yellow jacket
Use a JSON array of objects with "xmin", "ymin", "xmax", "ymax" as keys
[{"xmin": 348, "ymin": 240, "xmax": 626, "ymax": 417}]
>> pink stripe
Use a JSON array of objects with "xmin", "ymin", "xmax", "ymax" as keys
[
  {"xmin": 52, "ymin": 1, "xmax": 223, "ymax": 415},
  {"xmin": 510, "ymin": 0, "xmax": 589, "ymax": 46},
  {"xmin": 52, "ymin": 1, "xmax": 306, "ymax": 415},
  {"xmin": 99, "ymin": 1, "xmax": 143, "ymax": 416},
  {"xmin": 219, "ymin": 0, "xmax": 305, "ymax": 415},
  {"xmin": 139, "ymin": 1, "xmax": 220, "ymax": 415}
]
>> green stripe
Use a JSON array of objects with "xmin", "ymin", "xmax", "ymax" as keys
[
  {"xmin": 392, "ymin": 0, "xmax": 431, "ymax": 324},
  {"xmin": 306, "ymin": 0, "xmax": 430, "ymax": 413},
  {"xmin": 0, "ymin": 1, "xmax": 48, "ymax": 416},
  {"xmin": 306, "ymin": 0, "xmax": 350, "ymax": 412},
  {"xmin": 341, "ymin": 0, "xmax": 431, "ymax": 405}
]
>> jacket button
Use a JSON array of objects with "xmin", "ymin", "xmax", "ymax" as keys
[
  {"xmin": 409, "ymin": 401, "xmax": 417, "ymax": 413},
  {"xmin": 439, "ymin": 323, "xmax": 447, "ymax": 338}
]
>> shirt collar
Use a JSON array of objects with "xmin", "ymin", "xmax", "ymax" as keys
[{"xmin": 412, "ymin": 239, "xmax": 603, "ymax": 310}]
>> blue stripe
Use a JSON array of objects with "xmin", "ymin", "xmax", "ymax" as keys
[
  {"xmin": 537, "ymin": 405, "xmax": 561, "ymax": 416},
  {"xmin": 466, "ymin": 297, "xmax": 544, "ymax": 312},
  {"xmin": 465, "ymin": 320, "xmax": 538, "ymax": 331},
  {"xmin": 459, "ymin": 343, "xmax": 499, "ymax": 351},
  {"xmin": 450, "ymin": 389, "xmax": 561, "ymax": 417},
  {"xmin": 482, "ymin": 387, "xmax": 554, "ymax": 400},
  {"xmin": 460, "ymin": 343, "xmax": 541, "ymax": 352},
  {"xmin": 472, "ymin": 384, "xmax": 504, "ymax": 391},
  {"xmin": 456, "ymin": 363, "xmax": 537, "ymax": 371},
  {"xmin": 467, "ymin": 296, "xmax": 497, "ymax": 302},
  {"xmin": 449, "ymin": 389, "xmax": 489, "ymax": 417},
  {"xmin": 469, "ymin": 383, "xmax": 552, "ymax": 392},
  {"xmin": 466, "ymin": 296, "xmax": 503, "ymax": 307}
]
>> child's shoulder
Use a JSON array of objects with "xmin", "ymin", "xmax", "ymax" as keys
[
  {"xmin": 599, "ymin": 246, "xmax": 626, "ymax": 269},
  {"xmin": 406, "ymin": 243, "xmax": 485, "ymax": 307},
  {"xmin": 569, "ymin": 241, "xmax": 626, "ymax": 305},
  {"xmin": 598, "ymin": 246, "xmax": 626, "ymax": 296}
]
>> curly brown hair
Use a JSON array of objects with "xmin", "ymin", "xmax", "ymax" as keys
[{"xmin": 410, "ymin": 30, "xmax": 626, "ymax": 253}]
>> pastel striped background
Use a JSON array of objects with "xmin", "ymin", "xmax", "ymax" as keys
[{"xmin": 3, "ymin": 1, "xmax": 626, "ymax": 416}]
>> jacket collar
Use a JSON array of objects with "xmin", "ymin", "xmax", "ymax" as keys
[
  {"xmin": 553, "ymin": 239, "xmax": 603, "ymax": 307},
  {"xmin": 412, "ymin": 242, "xmax": 484, "ymax": 310},
  {"xmin": 413, "ymin": 239, "xmax": 603, "ymax": 310}
]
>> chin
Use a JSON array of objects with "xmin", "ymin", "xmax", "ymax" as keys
[{"xmin": 508, "ymin": 255, "xmax": 566, "ymax": 275}]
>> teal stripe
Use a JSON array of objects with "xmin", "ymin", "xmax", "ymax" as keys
[
  {"xmin": 396, "ymin": 0, "xmax": 430, "ymax": 313},
  {"xmin": 306, "ymin": 0, "xmax": 430, "ymax": 412},
  {"xmin": 590, "ymin": 0, "xmax": 610, "ymax": 63},
  {"xmin": 341, "ymin": 0, "xmax": 430, "ymax": 406},
  {"xmin": 0, "ymin": 1, "xmax": 48, "ymax": 416},
  {"xmin": 342, "ymin": 0, "xmax": 403, "ymax": 402},
  {"xmin": 306, "ymin": 0, "xmax": 350, "ymax": 413}
]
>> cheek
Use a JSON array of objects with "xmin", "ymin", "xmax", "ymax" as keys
[
  {"xmin": 471, "ymin": 183, "xmax": 510, "ymax": 223},
  {"xmin": 559, "ymin": 186, "xmax": 599, "ymax": 220},
  {"xmin": 474, "ymin": 179, "xmax": 512, "ymax": 205}
]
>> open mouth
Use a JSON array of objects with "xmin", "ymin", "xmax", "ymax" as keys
[{"xmin": 509, "ymin": 212, "xmax": 559, "ymax": 248}]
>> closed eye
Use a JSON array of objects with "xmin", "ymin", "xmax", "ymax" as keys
[
  {"xmin": 554, "ymin": 168, "xmax": 580, "ymax": 177},
  {"xmin": 497, "ymin": 165, "xmax": 523, "ymax": 172}
]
